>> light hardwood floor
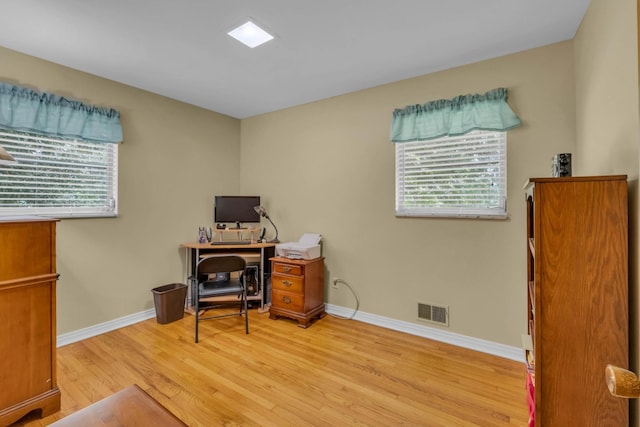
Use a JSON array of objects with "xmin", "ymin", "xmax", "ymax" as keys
[{"xmin": 15, "ymin": 310, "xmax": 528, "ymax": 426}]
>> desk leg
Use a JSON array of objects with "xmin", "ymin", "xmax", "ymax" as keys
[
  {"xmin": 256, "ymin": 246, "xmax": 271, "ymax": 314},
  {"xmin": 184, "ymin": 248, "xmax": 198, "ymax": 311},
  {"xmin": 258, "ymin": 247, "xmax": 264, "ymax": 311},
  {"xmin": 191, "ymin": 248, "xmax": 199, "ymax": 309},
  {"xmin": 183, "ymin": 247, "xmax": 191, "ymax": 308}
]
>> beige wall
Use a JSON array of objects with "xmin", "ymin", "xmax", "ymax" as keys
[
  {"xmin": 0, "ymin": 46, "xmax": 242, "ymax": 334},
  {"xmin": 574, "ymin": 0, "xmax": 640, "ymax": 423},
  {"xmin": 2, "ymin": 1, "xmax": 630, "ymax": 354},
  {"xmin": 575, "ymin": 0, "xmax": 639, "ymax": 178},
  {"xmin": 241, "ymin": 41, "xmax": 576, "ymax": 347}
]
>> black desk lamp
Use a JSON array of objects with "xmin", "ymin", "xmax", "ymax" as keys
[{"xmin": 254, "ymin": 206, "xmax": 279, "ymax": 243}]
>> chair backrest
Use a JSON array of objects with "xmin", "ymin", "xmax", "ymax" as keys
[{"xmin": 197, "ymin": 255, "xmax": 246, "ymax": 275}]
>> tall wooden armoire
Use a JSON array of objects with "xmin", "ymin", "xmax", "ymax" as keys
[{"xmin": 525, "ymin": 176, "xmax": 628, "ymax": 426}]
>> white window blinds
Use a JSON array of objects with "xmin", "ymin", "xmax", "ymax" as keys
[
  {"xmin": 0, "ymin": 130, "xmax": 118, "ymax": 218},
  {"xmin": 395, "ymin": 130, "xmax": 507, "ymax": 219}
]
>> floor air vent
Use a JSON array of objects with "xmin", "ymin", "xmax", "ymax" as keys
[{"xmin": 417, "ymin": 302, "xmax": 449, "ymax": 326}]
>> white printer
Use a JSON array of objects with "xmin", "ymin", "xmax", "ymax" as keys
[{"xmin": 275, "ymin": 233, "xmax": 322, "ymax": 260}]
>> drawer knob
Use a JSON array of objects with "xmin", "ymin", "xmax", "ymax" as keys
[
  {"xmin": 282, "ymin": 296, "xmax": 292, "ymax": 304},
  {"xmin": 283, "ymin": 266, "xmax": 291, "ymax": 273},
  {"xmin": 282, "ymin": 280, "xmax": 292, "ymax": 287}
]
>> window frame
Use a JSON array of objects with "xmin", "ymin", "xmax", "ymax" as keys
[
  {"xmin": 0, "ymin": 129, "xmax": 118, "ymax": 218},
  {"xmin": 395, "ymin": 130, "xmax": 507, "ymax": 219}
]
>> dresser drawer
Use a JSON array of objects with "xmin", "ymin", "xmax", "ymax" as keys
[
  {"xmin": 0, "ymin": 221, "xmax": 56, "ymax": 281},
  {"xmin": 273, "ymin": 262, "xmax": 303, "ymax": 276},
  {"xmin": 272, "ymin": 274, "xmax": 303, "ymax": 293},
  {"xmin": 271, "ymin": 290, "xmax": 304, "ymax": 312}
]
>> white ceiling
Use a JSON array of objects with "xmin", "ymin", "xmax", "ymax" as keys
[{"xmin": 0, "ymin": 1, "xmax": 590, "ymax": 119}]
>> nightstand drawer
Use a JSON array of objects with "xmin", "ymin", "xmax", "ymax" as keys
[
  {"xmin": 272, "ymin": 274, "xmax": 303, "ymax": 293},
  {"xmin": 273, "ymin": 262, "xmax": 303, "ymax": 276},
  {"xmin": 271, "ymin": 290, "xmax": 304, "ymax": 312}
]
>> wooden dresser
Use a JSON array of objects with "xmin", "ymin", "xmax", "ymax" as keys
[
  {"xmin": 0, "ymin": 217, "xmax": 60, "ymax": 426},
  {"xmin": 269, "ymin": 257, "xmax": 325, "ymax": 328},
  {"xmin": 524, "ymin": 176, "xmax": 628, "ymax": 426}
]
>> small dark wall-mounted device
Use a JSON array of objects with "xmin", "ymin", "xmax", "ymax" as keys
[{"xmin": 552, "ymin": 153, "xmax": 572, "ymax": 177}]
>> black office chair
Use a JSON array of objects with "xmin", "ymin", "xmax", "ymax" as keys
[{"xmin": 193, "ymin": 255, "xmax": 248, "ymax": 343}]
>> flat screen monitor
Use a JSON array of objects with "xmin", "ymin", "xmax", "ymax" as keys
[{"xmin": 214, "ymin": 196, "xmax": 261, "ymax": 224}]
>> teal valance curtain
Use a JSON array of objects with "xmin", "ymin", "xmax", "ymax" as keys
[
  {"xmin": 0, "ymin": 82, "xmax": 122, "ymax": 143},
  {"xmin": 390, "ymin": 88, "xmax": 521, "ymax": 143}
]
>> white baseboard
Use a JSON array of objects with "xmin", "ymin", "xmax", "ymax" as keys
[
  {"xmin": 325, "ymin": 304, "xmax": 524, "ymax": 363},
  {"xmin": 57, "ymin": 309, "xmax": 157, "ymax": 347},
  {"xmin": 57, "ymin": 305, "xmax": 524, "ymax": 363}
]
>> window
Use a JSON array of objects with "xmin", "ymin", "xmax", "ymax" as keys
[
  {"xmin": 0, "ymin": 129, "xmax": 118, "ymax": 218},
  {"xmin": 395, "ymin": 130, "xmax": 506, "ymax": 219}
]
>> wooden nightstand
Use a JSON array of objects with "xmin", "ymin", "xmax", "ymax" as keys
[{"xmin": 269, "ymin": 257, "xmax": 325, "ymax": 328}]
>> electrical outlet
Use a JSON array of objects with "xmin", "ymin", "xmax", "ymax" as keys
[{"xmin": 331, "ymin": 277, "xmax": 339, "ymax": 289}]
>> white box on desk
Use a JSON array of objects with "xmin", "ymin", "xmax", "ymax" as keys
[{"xmin": 276, "ymin": 233, "xmax": 322, "ymax": 260}]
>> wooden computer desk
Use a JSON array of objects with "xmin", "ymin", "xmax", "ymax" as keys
[{"xmin": 179, "ymin": 241, "xmax": 276, "ymax": 311}]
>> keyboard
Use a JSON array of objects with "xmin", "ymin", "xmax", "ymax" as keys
[{"xmin": 211, "ymin": 241, "xmax": 252, "ymax": 245}]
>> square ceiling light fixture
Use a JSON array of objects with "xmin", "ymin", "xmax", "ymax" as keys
[{"xmin": 228, "ymin": 21, "xmax": 274, "ymax": 48}]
